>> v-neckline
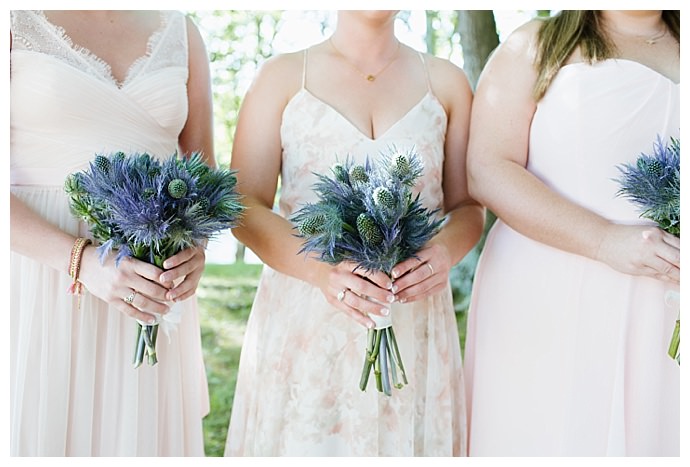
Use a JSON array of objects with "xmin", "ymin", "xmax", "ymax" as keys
[
  {"xmin": 37, "ymin": 10, "xmax": 168, "ymax": 89},
  {"xmin": 299, "ymin": 88, "xmax": 434, "ymax": 142}
]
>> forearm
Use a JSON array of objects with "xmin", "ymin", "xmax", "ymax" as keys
[
  {"xmin": 232, "ymin": 197, "xmax": 327, "ymax": 287},
  {"xmin": 433, "ymin": 202, "xmax": 485, "ymax": 266},
  {"xmin": 10, "ymin": 193, "xmax": 75, "ymax": 275},
  {"xmin": 469, "ymin": 160, "xmax": 610, "ymax": 261}
]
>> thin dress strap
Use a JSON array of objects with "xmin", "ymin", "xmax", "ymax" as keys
[
  {"xmin": 301, "ymin": 49, "xmax": 307, "ymax": 89},
  {"xmin": 417, "ymin": 51, "xmax": 432, "ymax": 92}
]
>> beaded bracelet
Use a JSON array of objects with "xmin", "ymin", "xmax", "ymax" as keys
[{"xmin": 67, "ymin": 237, "xmax": 92, "ymax": 297}]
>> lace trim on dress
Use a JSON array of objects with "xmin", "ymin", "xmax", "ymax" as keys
[{"xmin": 10, "ymin": 10, "xmax": 188, "ymax": 88}]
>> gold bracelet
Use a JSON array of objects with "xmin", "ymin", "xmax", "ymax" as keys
[{"xmin": 67, "ymin": 237, "xmax": 92, "ymax": 296}]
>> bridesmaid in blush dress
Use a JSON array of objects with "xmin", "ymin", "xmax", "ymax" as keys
[
  {"xmin": 11, "ymin": 10, "xmax": 213, "ymax": 455},
  {"xmin": 224, "ymin": 10, "xmax": 483, "ymax": 456},
  {"xmin": 464, "ymin": 10, "xmax": 679, "ymax": 456}
]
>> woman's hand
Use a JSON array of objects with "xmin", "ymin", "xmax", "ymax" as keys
[
  {"xmin": 390, "ymin": 242, "xmax": 452, "ymax": 303},
  {"xmin": 79, "ymin": 245, "xmax": 171, "ymax": 324},
  {"xmin": 597, "ymin": 224, "xmax": 680, "ymax": 284},
  {"xmin": 159, "ymin": 245, "xmax": 207, "ymax": 302},
  {"xmin": 319, "ymin": 261, "xmax": 396, "ymax": 328}
]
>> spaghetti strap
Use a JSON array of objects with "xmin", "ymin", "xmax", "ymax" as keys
[
  {"xmin": 301, "ymin": 49, "xmax": 308, "ymax": 89},
  {"xmin": 417, "ymin": 52, "xmax": 432, "ymax": 92}
]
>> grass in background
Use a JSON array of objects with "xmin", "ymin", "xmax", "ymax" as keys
[{"xmin": 197, "ymin": 262, "xmax": 468, "ymax": 457}]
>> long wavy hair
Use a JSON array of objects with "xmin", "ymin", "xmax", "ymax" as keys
[{"xmin": 533, "ymin": 10, "xmax": 680, "ymax": 100}]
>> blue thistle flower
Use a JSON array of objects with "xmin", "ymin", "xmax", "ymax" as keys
[
  {"xmin": 290, "ymin": 149, "xmax": 442, "ymax": 276},
  {"xmin": 616, "ymin": 135, "xmax": 680, "ymax": 236}
]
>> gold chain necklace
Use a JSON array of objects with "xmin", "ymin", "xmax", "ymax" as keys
[
  {"xmin": 608, "ymin": 24, "xmax": 668, "ymax": 45},
  {"xmin": 329, "ymin": 38, "xmax": 401, "ymax": 82}
]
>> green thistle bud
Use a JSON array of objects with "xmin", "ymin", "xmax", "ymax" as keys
[
  {"xmin": 373, "ymin": 186, "xmax": 396, "ymax": 209},
  {"xmin": 349, "ymin": 165, "xmax": 369, "ymax": 184},
  {"xmin": 299, "ymin": 214, "xmax": 326, "ymax": 236},
  {"xmin": 646, "ymin": 159, "xmax": 664, "ymax": 177},
  {"xmin": 168, "ymin": 178, "xmax": 188, "ymax": 199},
  {"xmin": 332, "ymin": 164, "xmax": 349, "ymax": 183},
  {"xmin": 94, "ymin": 155, "xmax": 111, "ymax": 174},
  {"xmin": 391, "ymin": 153, "xmax": 411, "ymax": 178},
  {"xmin": 357, "ymin": 213, "xmax": 383, "ymax": 246},
  {"xmin": 112, "ymin": 151, "xmax": 126, "ymax": 162}
]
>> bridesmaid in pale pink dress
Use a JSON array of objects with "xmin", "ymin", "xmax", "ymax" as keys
[
  {"xmin": 465, "ymin": 10, "xmax": 679, "ymax": 456},
  {"xmin": 224, "ymin": 10, "xmax": 483, "ymax": 456},
  {"xmin": 11, "ymin": 10, "xmax": 213, "ymax": 455}
]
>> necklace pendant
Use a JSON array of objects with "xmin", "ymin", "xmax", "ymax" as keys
[{"xmin": 366, "ymin": 75, "xmax": 375, "ymax": 81}]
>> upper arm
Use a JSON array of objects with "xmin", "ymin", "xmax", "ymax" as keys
[
  {"xmin": 179, "ymin": 15, "xmax": 215, "ymax": 167},
  {"xmin": 230, "ymin": 53, "xmax": 302, "ymax": 210},
  {"xmin": 467, "ymin": 20, "xmax": 541, "ymax": 180},
  {"xmin": 428, "ymin": 57, "xmax": 474, "ymax": 212}
]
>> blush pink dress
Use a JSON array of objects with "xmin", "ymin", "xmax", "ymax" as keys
[
  {"xmin": 10, "ymin": 10, "xmax": 209, "ymax": 456},
  {"xmin": 464, "ymin": 60, "xmax": 680, "ymax": 456},
  {"xmin": 224, "ymin": 50, "xmax": 467, "ymax": 456}
]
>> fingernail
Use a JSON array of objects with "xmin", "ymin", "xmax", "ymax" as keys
[
  {"xmin": 391, "ymin": 285, "xmax": 398, "ymax": 294},
  {"xmin": 160, "ymin": 274, "xmax": 169, "ymax": 283},
  {"xmin": 399, "ymin": 298, "xmax": 407, "ymax": 304},
  {"xmin": 366, "ymin": 321, "xmax": 374, "ymax": 329},
  {"xmin": 387, "ymin": 294, "xmax": 395, "ymax": 303},
  {"xmin": 381, "ymin": 308, "xmax": 390, "ymax": 316},
  {"xmin": 167, "ymin": 292, "xmax": 176, "ymax": 301},
  {"xmin": 392, "ymin": 269, "xmax": 399, "ymax": 278},
  {"xmin": 147, "ymin": 317, "xmax": 156, "ymax": 325},
  {"xmin": 386, "ymin": 281, "xmax": 393, "ymax": 290}
]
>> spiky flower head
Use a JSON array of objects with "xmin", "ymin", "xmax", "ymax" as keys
[
  {"xmin": 332, "ymin": 163, "xmax": 349, "ymax": 183},
  {"xmin": 357, "ymin": 213, "xmax": 383, "ymax": 246},
  {"xmin": 617, "ymin": 135, "xmax": 680, "ymax": 236},
  {"xmin": 94, "ymin": 154, "xmax": 111, "ymax": 174},
  {"xmin": 299, "ymin": 214, "xmax": 326, "ymax": 236},
  {"xmin": 350, "ymin": 165, "xmax": 369, "ymax": 184},
  {"xmin": 391, "ymin": 152, "xmax": 411, "ymax": 179},
  {"xmin": 168, "ymin": 178, "xmax": 188, "ymax": 199},
  {"xmin": 373, "ymin": 186, "xmax": 396, "ymax": 209}
]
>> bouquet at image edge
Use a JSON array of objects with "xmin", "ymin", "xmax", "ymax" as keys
[
  {"xmin": 291, "ymin": 148, "xmax": 443, "ymax": 395},
  {"xmin": 617, "ymin": 135, "xmax": 680, "ymax": 364},
  {"xmin": 65, "ymin": 151, "xmax": 244, "ymax": 368}
]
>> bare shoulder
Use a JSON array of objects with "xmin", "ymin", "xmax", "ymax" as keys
[
  {"xmin": 423, "ymin": 53, "xmax": 472, "ymax": 110},
  {"xmin": 489, "ymin": 18, "xmax": 543, "ymax": 68},
  {"xmin": 240, "ymin": 50, "xmax": 305, "ymax": 110}
]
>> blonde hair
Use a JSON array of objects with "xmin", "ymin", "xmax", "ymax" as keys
[{"xmin": 533, "ymin": 10, "xmax": 680, "ymax": 100}]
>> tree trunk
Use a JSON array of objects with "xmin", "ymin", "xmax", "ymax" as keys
[{"xmin": 455, "ymin": 10, "xmax": 499, "ymax": 89}]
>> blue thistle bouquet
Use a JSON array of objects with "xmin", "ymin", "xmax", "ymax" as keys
[
  {"xmin": 616, "ymin": 135, "xmax": 680, "ymax": 364},
  {"xmin": 65, "ymin": 151, "xmax": 244, "ymax": 368},
  {"xmin": 291, "ymin": 148, "xmax": 444, "ymax": 395}
]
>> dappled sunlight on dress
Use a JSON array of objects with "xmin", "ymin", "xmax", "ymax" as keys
[
  {"xmin": 464, "ymin": 59, "xmax": 680, "ymax": 456},
  {"xmin": 225, "ymin": 52, "xmax": 466, "ymax": 456},
  {"xmin": 10, "ymin": 10, "xmax": 208, "ymax": 456}
]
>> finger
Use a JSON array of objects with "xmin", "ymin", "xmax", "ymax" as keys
[
  {"xmin": 344, "ymin": 275, "xmax": 396, "ymax": 304},
  {"xmin": 126, "ymin": 256, "xmax": 166, "ymax": 282},
  {"xmin": 162, "ymin": 247, "xmax": 198, "ymax": 270},
  {"xmin": 646, "ymin": 255, "xmax": 680, "ymax": 283},
  {"xmin": 393, "ymin": 261, "xmax": 435, "ymax": 294},
  {"xmin": 396, "ymin": 276, "xmax": 443, "ymax": 303},
  {"xmin": 390, "ymin": 255, "xmax": 426, "ymax": 280},
  {"xmin": 120, "ymin": 291, "xmax": 169, "ymax": 322},
  {"xmin": 661, "ymin": 231, "xmax": 681, "ymax": 249},
  {"xmin": 159, "ymin": 260, "xmax": 197, "ymax": 285},
  {"xmin": 656, "ymin": 241, "xmax": 681, "ymax": 268},
  {"xmin": 338, "ymin": 288, "xmax": 391, "ymax": 318},
  {"xmin": 354, "ymin": 267, "xmax": 394, "ymax": 290},
  {"xmin": 166, "ymin": 271, "xmax": 203, "ymax": 302}
]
